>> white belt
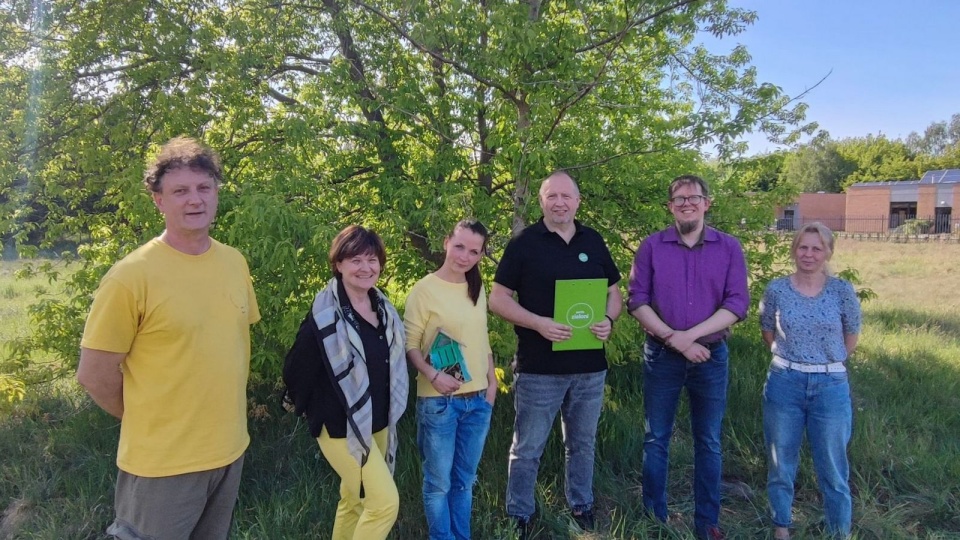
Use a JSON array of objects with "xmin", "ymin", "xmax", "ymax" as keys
[{"xmin": 772, "ymin": 355, "xmax": 846, "ymax": 374}]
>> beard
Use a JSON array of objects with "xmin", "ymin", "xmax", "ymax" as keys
[{"xmin": 677, "ymin": 219, "xmax": 699, "ymax": 235}]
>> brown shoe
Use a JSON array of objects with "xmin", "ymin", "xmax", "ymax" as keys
[
  {"xmin": 572, "ymin": 509, "xmax": 595, "ymax": 531},
  {"xmin": 699, "ymin": 526, "xmax": 725, "ymax": 540}
]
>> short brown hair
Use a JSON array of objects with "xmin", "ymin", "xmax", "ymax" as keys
[
  {"xmin": 668, "ymin": 174, "xmax": 711, "ymax": 199},
  {"xmin": 143, "ymin": 136, "xmax": 222, "ymax": 193},
  {"xmin": 329, "ymin": 225, "xmax": 387, "ymax": 278}
]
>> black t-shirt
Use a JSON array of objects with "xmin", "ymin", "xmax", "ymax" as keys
[{"xmin": 494, "ymin": 219, "xmax": 621, "ymax": 374}]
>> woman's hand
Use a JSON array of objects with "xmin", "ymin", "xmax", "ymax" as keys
[
  {"xmin": 430, "ymin": 371, "xmax": 462, "ymax": 395},
  {"xmin": 485, "ymin": 386, "xmax": 497, "ymax": 406}
]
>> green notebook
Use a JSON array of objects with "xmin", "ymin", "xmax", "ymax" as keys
[
  {"xmin": 552, "ymin": 278, "xmax": 608, "ymax": 351},
  {"xmin": 428, "ymin": 329, "xmax": 472, "ymax": 382}
]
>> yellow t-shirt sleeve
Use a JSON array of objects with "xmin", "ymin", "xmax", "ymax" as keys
[{"xmin": 80, "ymin": 277, "xmax": 140, "ymax": 354}]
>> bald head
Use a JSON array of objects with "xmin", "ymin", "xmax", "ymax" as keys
[
  {"xmin": 539, "ymin": 170, "xmax": 580, "ymax": 229},
  {"xmin": 539, "ymin": 170, "xmax": 580, "ymax": 198}
]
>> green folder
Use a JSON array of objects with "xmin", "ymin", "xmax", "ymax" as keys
[{"xmin": 552, "ymin": 278, "xmax": 608, "ymax": 351}]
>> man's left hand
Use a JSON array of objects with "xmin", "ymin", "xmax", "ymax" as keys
[
  {"xmin": 681, "ymin": 342, "xmax": 711, "ymax": 363},
  {"xmin": 665, "ymin": 329, "xmax": 698, "ymax": 354},
  {"xmin": 589, "ymin": 317, "xmax": 613, "ymax": 341}
]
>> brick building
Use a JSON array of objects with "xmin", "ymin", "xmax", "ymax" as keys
[
  {"xmin": 775, "ymin": 169, "xmax": 960, "ymax": 234},
  {"xmin": 776, "ymin": 193, "xmax": 847, "ymax": 231},
  {"xmin": 846, "ymin": 169, "xmax": 959, "ymax": 233}
]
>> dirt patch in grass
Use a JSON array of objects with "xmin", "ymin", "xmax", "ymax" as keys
[{"xmin": 0, "ymin": 498, "xmax": 32, "ymax": 539}]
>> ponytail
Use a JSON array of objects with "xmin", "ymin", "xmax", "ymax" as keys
[{"xmin": 453, "ymin": 219, "xmax": 490, "ymax": 305}]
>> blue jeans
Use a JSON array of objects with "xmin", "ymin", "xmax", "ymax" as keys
[
  {"xmin": 642, "ymin": 339, "xmax": 728, "ymax": 534},
  {"xmin": 506, "ymin": 370, "xmax": 606, "ymax": 519},
  {"xmin": 763, "ymin": 364, "xmax": 852, "ymax": 537},
  {"xmin": 417, "ymin": 393, "xmax": 493, "ymax": 540}
]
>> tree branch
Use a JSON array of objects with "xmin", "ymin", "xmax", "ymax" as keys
[
  {"xmin": 351, "ymin": 0, "xmax": 520, "ymax": 105},
  {"xmin": 267, "ymin": 87, "xmax": 300, "ymax": 106},
  {"xmin": 574, "ymin": 0, "xmax": 698, "ymax": 54},
  {"xmin": 285, "ymin": 52, "xmax": 333, "ymax": 65},
  {"xmin": 272, "ymin": 63, "xmax": 322, "ymax": 76},
  {"xmin": 74, "ymin": 57, "xmax": 160, "ymax": 79}
]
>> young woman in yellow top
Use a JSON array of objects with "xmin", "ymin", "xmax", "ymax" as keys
[{"xmin": 404, "ymin": 219, "xmax": 497, "ymax": 540}]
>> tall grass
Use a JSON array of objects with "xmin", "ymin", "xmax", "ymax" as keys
[
  {"xmin": 1, "ymin": 261, "xmax": 75, "ymax": 406},
  {"xmin": 2, "ymin": 239, "xmax": 959, "ymax": 538}
]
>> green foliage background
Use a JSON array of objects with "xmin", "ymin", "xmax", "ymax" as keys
[{"xmin": 1, "ymin": 0, "xmax": 808, "ymax": 390}]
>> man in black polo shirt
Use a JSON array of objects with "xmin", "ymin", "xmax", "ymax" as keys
[{"xmin": 489, "ymin": 170, "xmax": 622, "ymax": 536}]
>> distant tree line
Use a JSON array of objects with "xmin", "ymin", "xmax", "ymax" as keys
[{"xmin": 738, "ymin": 114, "xmax": 960, "ymax": 193}]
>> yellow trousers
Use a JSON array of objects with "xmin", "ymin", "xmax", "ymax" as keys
[{"xmin": 317, "ymin": 427, "xmax": 399, "ymax": 540}]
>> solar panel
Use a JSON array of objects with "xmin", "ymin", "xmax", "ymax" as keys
[{"xmin": 920, "ymin": 169, "xmax": 960, "ymax": 184}]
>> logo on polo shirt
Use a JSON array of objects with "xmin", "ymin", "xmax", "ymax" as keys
[{"xmin": 578, "ymin": 253, "xmax": 588, "ymax": 262}]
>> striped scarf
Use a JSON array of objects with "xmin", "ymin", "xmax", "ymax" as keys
[{"xmin": 312, "ymin": 278, "xmax": 408, "ymax": 473}]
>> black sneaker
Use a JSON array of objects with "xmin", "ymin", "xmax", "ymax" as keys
[
  {"xmin": 513, "ymin": 516, "xmax": 531, "ymax": 540},
  {"xmin": 572, "ymin": 509, "xmax": 595, "ymax": 531}
]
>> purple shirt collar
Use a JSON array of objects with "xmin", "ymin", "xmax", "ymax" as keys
[{"xmin": 660, "ymin": 224, "xmax": 718, "ymax": 247}]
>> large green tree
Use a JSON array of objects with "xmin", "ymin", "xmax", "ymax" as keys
[
  {"xmin": 779, "ymin": 132, "xmax": 855, "ymax": 193},
  {"xmin": 835, "ymin": 135, "xmax": 917, "ymax": 188},
  {"xmin": 907, "ymin": 114, "xmax": 960, "ymax": 172},
  {"xmin": 2, "ymin": 0, "xmax": 807, "ymax": 387},
  {"xmin": 906, "ymin": 113, "xmax": 960, "ymax": 157}
]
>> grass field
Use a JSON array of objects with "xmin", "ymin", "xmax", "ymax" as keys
[{"xmin": 1, "ymin": 239, "xmax": 959, "ymax": 539}]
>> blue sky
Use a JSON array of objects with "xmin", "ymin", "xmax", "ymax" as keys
[{"xmin": 702, "ymin": 1, "xmax": 960, "ymax": 154}]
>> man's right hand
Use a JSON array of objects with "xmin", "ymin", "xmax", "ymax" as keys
[{"xmin": 536, "ymin": 316, "xmax": 573, "ymax": 342}]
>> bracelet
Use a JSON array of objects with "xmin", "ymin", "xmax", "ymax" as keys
[
  {"xmin": 605, "ymin": 314, "xmax": 614, "ymax": 324},
  {"xmin": 430, "ymin": 370, "xmax": 441, "ymax": 382}
]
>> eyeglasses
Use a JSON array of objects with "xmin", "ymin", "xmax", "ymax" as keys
[{"xmin": 669, "ymin": 195, "xmax": 707, "ymax": 206}]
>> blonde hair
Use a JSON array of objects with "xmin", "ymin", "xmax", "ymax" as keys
[{"xmin": 791, "ymin": 222, "xmax": 834, "ymax": 275}]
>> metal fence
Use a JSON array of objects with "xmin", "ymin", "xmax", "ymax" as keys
[
  {"xmin": 844, "ymin": 215, "xmax": 958, "ymax": 235},
  {"xmin": 775, "ymin": 216, "xmax": 846, "ymax": 232},
  {"xmin": 776, "ymin": 215, "xmax": 960, "ymax": 236}
]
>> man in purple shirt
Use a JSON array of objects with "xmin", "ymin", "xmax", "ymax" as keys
[{"xmin": 627, "ymin": 175, "xmax": 749, "ymax": 540}]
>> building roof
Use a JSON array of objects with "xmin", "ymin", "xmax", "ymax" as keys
[{"xmin": 850, "ymin": 169, "xmax": 960, "ymax": 188}]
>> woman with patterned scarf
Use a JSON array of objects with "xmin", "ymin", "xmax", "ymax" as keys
[{"xmin": 283, "ymin": 225, "xmax": 408, "ymax": 540}]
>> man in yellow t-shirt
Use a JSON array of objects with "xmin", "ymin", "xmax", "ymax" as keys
[{"xmin": 77, "ymin": 137, "xmax": 260, "ymax": 540}]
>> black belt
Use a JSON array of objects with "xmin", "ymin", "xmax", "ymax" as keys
[
  {"xmin": 646, "ymin": 335, "xmax": 726, "ymax": 349},
  {"xmin": 450, "ymin": 390, "xmax": 484, "ymax": 399}
]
